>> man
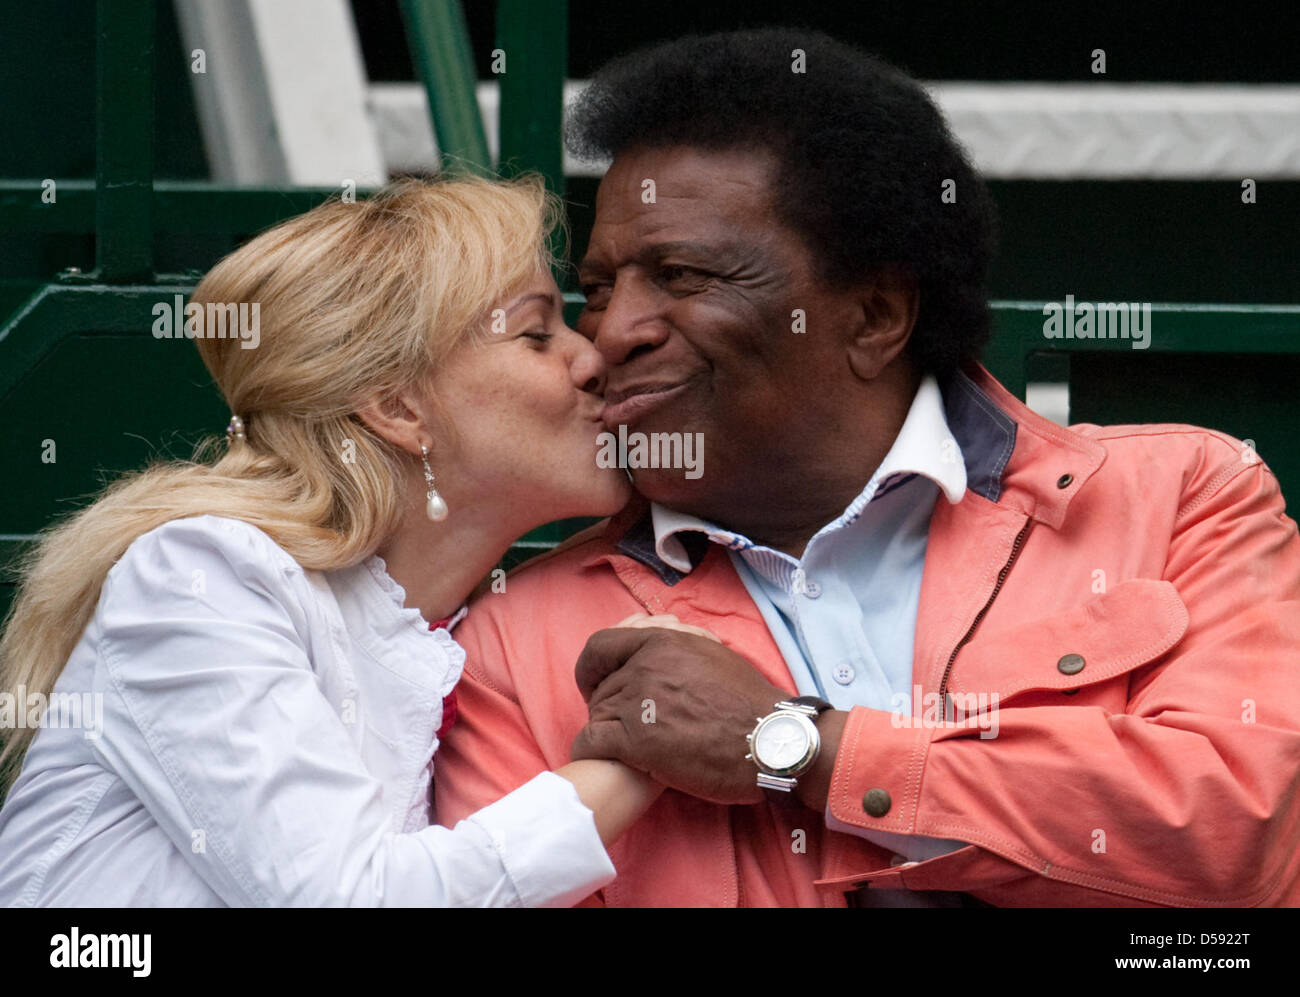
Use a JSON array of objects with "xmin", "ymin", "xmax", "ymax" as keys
[{"xmin": 435, "ymin": 28, "xmax": 1300, "ymax": 906}]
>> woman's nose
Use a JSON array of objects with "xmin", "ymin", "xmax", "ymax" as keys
[{"xmin": 569, "ymin": 329, "xmax": 607, "ymax": 395}]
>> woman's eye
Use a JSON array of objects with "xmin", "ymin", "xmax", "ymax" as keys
[{"xmin": 522, "ymin": 330, "xmax": 553, "ymax": 346}]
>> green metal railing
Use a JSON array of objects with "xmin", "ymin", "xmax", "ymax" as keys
[
  {"xmin": 400, "ymin": 0, "xmax": 491, "ymax": 174},
  {"xmin": 980, "ymin": 302, "xmax": 1300, "ymax": 517},
  {"xmin": 3, "ymin": 0, "xmax": 1298, "ymax": 626},
  {"xmin": 0, "ymin": 0, "xmax": 577, "ymax": 619},
  {"xmin": 94, "ymin": 0, "xmax": 156, "ymax": 283},
  {"xmin": 400, "ymin": 0, "xmax": 568, "ymax": 194},
  {"xmin": 496, "ymin": 0, "xmax": 567, "ymax": 196},
  {"xmin": 981, "ymin": 302, "xmax": 1300, "ymax": 399}
]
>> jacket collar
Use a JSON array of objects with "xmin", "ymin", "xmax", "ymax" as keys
[
  {"xmin": 649, "ymin": 373, "xmax": 969, "ymax": 575},
  {"xmin": 591, "ymin": 361, "xmax": 1107, "ymax": 583},
  {"xmin": 954, "ymin": 361, "xmax": 1107, "ymax": 529}
]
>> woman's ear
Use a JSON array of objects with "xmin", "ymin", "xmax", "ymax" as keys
[
  {"xmin": 846, "ymin": 266, "xmax": 919, "ymax": 382},
  {"xmin": 355, "ymin": 387, "xmax": 429, "ymax": 455}
]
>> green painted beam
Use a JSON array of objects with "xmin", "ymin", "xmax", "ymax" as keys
[
  {"xmin": 984, "ymin": 300, "xmax": 1300, "ymax": 398},
  {"xmin": 3, "ymin": 287, "xmax": 1297, "ymax": 615},
  {"xmin": 0, "ymin": 182, "xmax": 358, "ymax": 234},
  {"xmin": 400, "ymin": 0, "xmax": 491, "ymax": 175},
  {"xmin": 496, "ymin": 0, "xmax": 567, "ymax": 197},
  {"xmin": 94, "ymin": 0, "xmax": 155, "ymax": 283},
  {"xmin": 4, "ymin": 285, "xmax": 1295, "ymax": 409}
]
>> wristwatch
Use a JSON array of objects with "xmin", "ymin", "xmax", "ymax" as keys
[{"xmin": 745, "ymin": 696, "xmax": 834, "ymax": 792}]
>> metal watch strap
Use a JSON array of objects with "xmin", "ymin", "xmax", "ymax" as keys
[
  {"xmin": 757, "ymin": 772, "xmax": 800, "ymax": 792},
  {"xmin": 749, "ymin": 696, "xmax": 833, "ymax": 794},
  {"xmin": 778, "ymin": 695, "xmax": 833, "ymax": 717}
]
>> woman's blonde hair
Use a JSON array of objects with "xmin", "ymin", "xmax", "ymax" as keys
[{"xmin": 0, "ymin": 173, "xmax": 560, "ymax": 797}]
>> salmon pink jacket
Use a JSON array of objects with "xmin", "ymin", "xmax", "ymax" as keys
[{"xmin": 434, "ymin": 362, "xmax": 1300, "ymax": 907}]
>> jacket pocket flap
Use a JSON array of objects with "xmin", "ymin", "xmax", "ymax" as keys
[{"xmin": 947, "ymin": 578, "xmax": 1189, "ymax": 701}]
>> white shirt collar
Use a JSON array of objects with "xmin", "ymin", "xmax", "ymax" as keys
[{"xmin": 650, "ymin": 374, "xmax": 967, "ymax": 573}]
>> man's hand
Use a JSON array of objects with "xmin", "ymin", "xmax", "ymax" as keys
[{"xmin": 571, "ymin": 626, "xmax": 791, "ymax": 804}]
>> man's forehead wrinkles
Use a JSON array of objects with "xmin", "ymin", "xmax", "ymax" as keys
[
  {"xmin": 581, "ymin": 234, "xmax": 744, "ymax": 274},
  {"xmin": 581, "ymin": 215, "xmax": 684, "ymax": 269},
  {"xmin": 595, "ymin": 192, "xmax": 730, "ymax": 227},
  {"xmin": 607, "ymin": 187, "xmax": 760, "ymax": 215}
]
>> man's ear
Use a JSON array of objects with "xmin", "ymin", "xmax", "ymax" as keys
[
  {"xmin": 845, "ymin": 266, "xmax": 918, "ymax": 382},
  {"xmin": 355, "ymin": 387, "xmax": 429, "ymax": 456}
]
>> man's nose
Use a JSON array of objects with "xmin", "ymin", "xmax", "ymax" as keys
[{"xmin": 592, "ymin": 278, "xmax": 671, "ymax": 366}]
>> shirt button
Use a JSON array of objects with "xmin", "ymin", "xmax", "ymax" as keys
[
  {"xmin": 863, "ymin": 788, "xmax": 892, "ymax": 817},
  {"xmin": 1057, "ymin": 653, "xmax": 1086, "ymax": 675},
  {"xmin": 833, "ymin": 663, "xmax": 856, "ymax": 685},
  {"xmin": 791, "ymin": 568, "xmax": 821, "ymax": 598}
]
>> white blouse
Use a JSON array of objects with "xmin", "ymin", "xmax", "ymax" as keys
[{"xmin": 0, "ymin": 514, "xmax": 615, "ymax": 906}]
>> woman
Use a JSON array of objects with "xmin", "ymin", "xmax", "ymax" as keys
[{"xmin": 0, "ymin": 175, "xmax": 679, "ymax": 906}]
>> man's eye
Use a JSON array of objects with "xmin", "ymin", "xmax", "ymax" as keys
[
  {"xmin": 580, "ymin": 284, "xmax": 610, "ymax": 309},
  {"xmin": 659, "ymin": 265, "xmax": 708, "ymax": 286}
]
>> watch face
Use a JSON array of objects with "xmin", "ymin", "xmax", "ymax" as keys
[{"xmin": 755, "ymin": 713, "xmax": 811, "ymax": 771}]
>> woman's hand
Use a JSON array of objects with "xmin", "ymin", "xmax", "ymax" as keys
[
  {"xmin": 570, "ymin": 626, "xmax": 789, "ymax": 804},
  {"xmin": 611, "ymin": 612, "xmax": 722, "ymax": 643},
  {"xmin": 553, "ymin": 759, "xmax": 664, "ymax": 847},
  {"xmin": 550, "ymin": 617, "xmax": 717, "ymax": 846}
]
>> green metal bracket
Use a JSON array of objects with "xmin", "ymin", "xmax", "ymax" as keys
[
  {"xmin": 0, "ymin": 282, "xmax": 219, "ymax": 612},
  {"xmin": 400, "ymin": 0, "xmax": 492, "ymax": 175},
  {"xmin": 982, "ymin": 300, "xmax": 1300, "ymax": 514},
  {"xmin": 0, "ymin": 282, "xmax": 196, "ymax": 402},
  {"xmin": 983, "ymin": 301, "xmax": 1300, "ymax": 399}
]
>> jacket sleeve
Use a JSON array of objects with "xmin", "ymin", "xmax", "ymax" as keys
[
  {"xmin": 90, "ymin": 518, "xmax": 613, "ymax": 907},
  {"xmin": 821, "ymin": 455, "xmax": 1300, "ymax": 906}
]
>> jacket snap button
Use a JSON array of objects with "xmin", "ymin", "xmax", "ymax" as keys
[
  {"xmin": 1056, "ymin": 473, "xmax": 1074, "ymax": 489},
  {"xmin": 863, "ymin": 788, "xmax": 892, "ymax": 817},
  {"xmin": 1057, "ymin": 653, "xmax": 1086, "ymax": 675}
]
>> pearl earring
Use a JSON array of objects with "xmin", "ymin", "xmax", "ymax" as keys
[{"xmin": 421, "ymin": 445, "xmax": 449, "ymax": 521}]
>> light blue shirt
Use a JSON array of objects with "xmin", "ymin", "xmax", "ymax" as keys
[{"xmin": 651, "ymin": 375, "xmax": 969, "ymax": 867}]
